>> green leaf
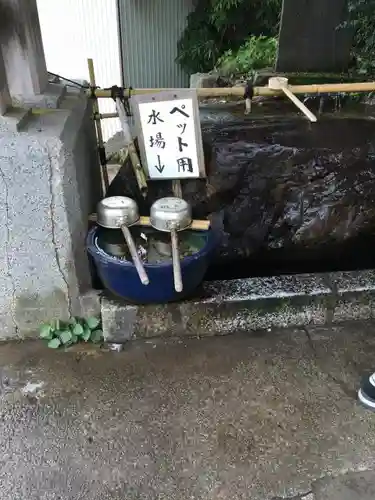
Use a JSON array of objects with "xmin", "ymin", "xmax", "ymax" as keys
[
  {"xmin": 91, "ymin": 329, "xmax": 103, "ymax": 344},
  {"xmin": 72, "ymin": 323, "xmax": 84, "ymax": 336},
  {"xmin": 59, "ymin": 330, "xmax": 73, "ymax": 345},
  {"xmin": 64, "ymin": 333, "xmax": 79, "ymax": 347},
  {"xmin": 82, "ymin": 328, "xmax": 91, "ymax": 342},
  {"xmin": 39, "ymin": 324, "xmax": 52, "ymax": 339},
  {"xmin": 70, "ymin": 333, "xmax": 79, "ymax": 344},
  {"xmin": 86, "ymin": 317, "xmax": 100, "ymax": 330},
  {"xmin": 43, "ymin": 332, "xmax": 54, "ymax": 341},
  {"xmin": 48, "ymin": 338, "xmax": 61, "ymax": 349},
  {"xmin": 69, "ymin": 317, "xmax": 78, "ymax": 326}
]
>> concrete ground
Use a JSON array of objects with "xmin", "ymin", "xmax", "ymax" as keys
[{"xmin": 1, "ymin": 323, "xmax": 375, "ymax": 499}]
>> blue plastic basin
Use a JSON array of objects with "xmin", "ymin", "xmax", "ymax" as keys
[{"xmin": 86, "ymin": 225, "xmax": 219, "ymax": 303}]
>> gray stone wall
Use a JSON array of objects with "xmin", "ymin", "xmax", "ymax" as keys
[
  {"xmin": 0, "ymin": 89, "xmax": 101, "ymax": 338},
  {"xmin": 276, "ymin": 0, "xmax": 352, "ymax": 72}
]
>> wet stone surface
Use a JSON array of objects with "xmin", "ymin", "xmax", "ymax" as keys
[
  {"xmin": 1, "ymin": 322, "xmax": 375, "ymax": 499},
  {"xmin": 100, "ymin": 268, "xmax": 375, "ymax": 342}
]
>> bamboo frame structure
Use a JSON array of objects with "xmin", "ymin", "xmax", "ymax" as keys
[
  {"xmin": 89, "ymin": 73, "xmax": 375, "ymax": 227},
  {"xmin": 88, "ymin": 58, "xmax": 148, "ymax": 197},
  {"xmin": 90, "ymin": 80, "xmax": 375, "ymax": 120},
  {"xmin": 88, "ymin": 80, "xmax": 375, "ymax": 100},
  {"xmin": 89, "ymin": 66, "xmax": 375, "ymax": 191}
]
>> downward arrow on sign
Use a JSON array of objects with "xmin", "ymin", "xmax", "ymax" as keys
[{"xmin": 154, "ymin": 155, "xmax": 165, "ymax": 174}]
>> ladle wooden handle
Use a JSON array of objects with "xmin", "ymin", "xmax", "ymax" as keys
[
  {"xmin": 282, "ymin": 87, "xmax": 317, "ymax": 122},
  {"xmin": 120, "ymin": 225, "xmax": 149, "ymax": 286},
  {"xmin": 170, "ymin": 229, "xmax": 183, "ymax": 293}
]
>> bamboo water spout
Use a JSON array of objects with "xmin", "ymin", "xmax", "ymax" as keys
[{"xmin": 268, "ymin": 76, "xmax": 317, "ymax": 122}]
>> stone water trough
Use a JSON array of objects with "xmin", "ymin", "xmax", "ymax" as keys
[{"xmin": 95, "ymin": 100, "xmax": 375, "ymax": 342}]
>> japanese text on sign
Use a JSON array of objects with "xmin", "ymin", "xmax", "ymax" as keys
[{"xmin": 134, "ymin": 93, "xmax": 205, "ymax": 180}]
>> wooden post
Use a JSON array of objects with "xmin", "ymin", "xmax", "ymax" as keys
[
  {"xmin": 87, "ymin": 58, "xmax": 110, "ymax": 195},
  {"xmin": 172, "ymin": 180, "xmax": 182, "ymax": 198}
]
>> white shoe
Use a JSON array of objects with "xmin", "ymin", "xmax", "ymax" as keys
[{"xmin": 358, "ymin": 373, "xmax": 375, "ymax": 411}]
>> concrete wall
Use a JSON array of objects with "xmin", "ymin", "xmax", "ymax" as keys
[
  {"xmin": 0, "ymin": 89, "xmax": 101, "ymax": 338},
  {"xmin": 37, "ymin": 0, "xmax": 122, "ymax": 141},
  {"xmin": 0, "ymin": 0, "xmax": 48, "ymax": 98}
]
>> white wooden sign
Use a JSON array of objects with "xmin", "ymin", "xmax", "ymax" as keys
[{"xmin": 132, "ymin": 90, "xmax": 206, "ymax": 180}]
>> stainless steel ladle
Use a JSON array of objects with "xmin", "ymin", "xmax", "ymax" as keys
[
  {"xmin": 150, "ymin": 197, "xmax": 192, "ymax": 293},
  {"xmin": 96, "ymin": 196, "xmax": 149, "ymax": 285}
]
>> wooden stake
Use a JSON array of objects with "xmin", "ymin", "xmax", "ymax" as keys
[
  {"xmin": 87, "ymin": 58, "xmax": 110, "ymax": 194},
  {"xmin": 115, "ymin": 97, "xmax": 148, "ymax": 197},
  {"xmin": 172, "ymin": 180, "xmax": 182, "ymax": 198}
]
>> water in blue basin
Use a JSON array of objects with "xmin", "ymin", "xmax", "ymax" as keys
[{"xmin": 87, "ymin": 225, "xmax": 219, "ymax": 304}]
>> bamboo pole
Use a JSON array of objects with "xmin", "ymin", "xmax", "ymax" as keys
[
  {"xmin": 89, "ymin": 213, "xmax": 210, "ymax": 231},
  {"xmin": 89, "ymin": 81, "xmax": 375, "ymax": 100},
  {"xmin": 87, "ymin": 58, "xmax": 110, "ymax": 194},
  {"xmin": 114, "ymin": 97, "xmax": 148, "ymax": 196},
  {"xmin": 99, "ymin": 112, "xmax": 118, "ymax": 119},
  {"xmin": 172, "ymin": 180, "xmax": 182, "ymax": 198}
]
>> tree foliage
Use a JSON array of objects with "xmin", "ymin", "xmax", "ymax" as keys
[
  {"xmin": 217, "ymin": 35, "xmax": 278, "ymax": 76},
  {"xmin": 344, "ymin": 0, "xmax": 375, "ymax": 74},
  {"xmin": 177, "ymin": 0, "xmax": 281, "ymax": 74}
]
